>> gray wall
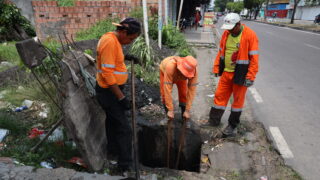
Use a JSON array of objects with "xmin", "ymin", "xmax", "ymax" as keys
[{"xmin": 11, "ymin": 0, "xmax": 35, "ymax": 25}]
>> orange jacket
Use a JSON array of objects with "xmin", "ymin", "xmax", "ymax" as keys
[
  {"xmin": 96, "ymin": 32, "xmax": 128, "ymax": 88},
  {"xmin": 213, "ymin": 25, "xmax": 259, "ymax": 83},
  {"xmin": 160, "ymin": 56, "xmax": 198, "ymax": 111}
]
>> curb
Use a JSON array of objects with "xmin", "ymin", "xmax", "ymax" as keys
[{"xmin": 253, "ymin": 20, "xmax": 320, "ymax": 34}]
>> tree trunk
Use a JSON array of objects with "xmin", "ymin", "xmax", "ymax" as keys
[
  {"xmin": 264, "ymin": 0, "xmax": 269, "ymax": 20},
  {"xmin": 290, "ymin": 0, "xmax": 299, "ymax": 24}
]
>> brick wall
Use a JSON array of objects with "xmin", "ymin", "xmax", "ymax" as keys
[
  {"xmin": 32, "ymin": 0, "xmax": 167, "ymax": 41},
  {"xmin": 32, "ymin": 1, "xmax": 135, "ymax": 40}
]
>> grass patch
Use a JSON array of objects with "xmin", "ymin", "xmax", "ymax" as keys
[
  {"xmin": 75, "ymin": 18, "xmax": 117, "ymax": 41},
  {"xmin": 0, "ymin": 42, "xmax": 21, "ymax": 65},
  {"xmin": 133, "ymin": 64, "xmax": 159, "ymax": 86}
]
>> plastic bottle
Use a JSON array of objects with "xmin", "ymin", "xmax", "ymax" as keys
[{"xmin": 14, "ymin": 105, "xmax": 28, "ymax": 112}]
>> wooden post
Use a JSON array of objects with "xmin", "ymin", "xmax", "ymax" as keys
[
  {"xmin": 176, "ymin": 0, "xmax": 184, "ymax": 30},
  {"xmin": 164, "ymin": 0, "xmax": 168, "ymax": 25}
]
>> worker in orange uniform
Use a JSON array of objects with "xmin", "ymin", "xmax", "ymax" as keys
[
  {"xmin": 209, "ymin": 13, "xmax": 259, "ymax": 137},
  {"xmin": 160, "ymin": 56, "xmax": 198, "ymax": 124},
  {"xmin": 95, "ymin": 18, "xmax": 141, "ymax": 172}
]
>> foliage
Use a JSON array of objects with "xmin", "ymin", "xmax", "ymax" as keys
[
  {"xmin": 129, "ymin": 7, "xmax": 143, "ymax": 22},
  {"xmin": 0, "ymin": 42, "xmax": 20, "ymax": 64},
  {"xmin": 41, "ymin": 0, "xmax": 74, "ymax": 7},
  {"xmin": 149, "ymin": 15, "xmax": 159, "ymax": 40},
  {"xmin": 75, "ymin": 18, "xmax": 117, "ymax": 41},
  {"xmin": 227, "ymin": 1, "xmax": 244, "ymax": 13},
  {"xmin": 0, "ymin": 0, "xmax": 35, "ymax": 41},
  {"xmin": 134, "ymin": 64, "xmax": 159, "ymax": 86},
  {"xmin": 129, "ymin": 36, "xmax": 157, "ymax": 69},
  {"xmin": 214, "ymin": 0, "xmax": 232, "ymax": 12},
  {"xmin": 162, "ymin": 24, "xmax": 195, "ymax": 57},
  {"xmin": 304, "ymin": 0, "xmax": 320, "ymax": 6}
]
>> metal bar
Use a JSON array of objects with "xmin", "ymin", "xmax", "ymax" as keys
[
  {"xmin": 167, "ymin": 119, "xmax": 173, "ymax": 168},
  {"xmin": 175, "ymin": 118, "xmax": 187, "ymax": 169},
  {"xmin": 131, "ymin": 61, "xmax": 140, "ymax": 179},
  {"xmin": 30, "ymin": 117, "xmax": 63, "ymax": 152},
  {"xmin": 31, "ymin": 69, "xmax": 63, "ymax": 112}
]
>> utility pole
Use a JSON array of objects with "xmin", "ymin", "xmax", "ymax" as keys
[
  {"xmin": 158, "ymin": 0, "xmax": 162, "ymax": 49},
  {"xmin": 142, "ymin": 0, "xmax": 150, "ymax": 48},
  {"xmin": 176, "ymin": 0, "xmax": 184, "ymax": 30}
]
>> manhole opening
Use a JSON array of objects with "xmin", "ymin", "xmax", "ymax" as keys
[{"xmin": 138, "ymin": 122, "xmax": 202, "ymax": 172}]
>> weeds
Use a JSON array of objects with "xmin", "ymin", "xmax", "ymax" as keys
[
  {"xmin": 75, "ymin": 18, "xmax": 117, "ymax": 41},
  {"xmin": 133, "ymin": 64, "xmax": 159, "ymax": 86},
  {"xmin": 129, "ymin": 36, "xmax": 157, "ymax": 69},
  {"xmin": 0, "ymin": 42, "xmax": 21, "ymax": 65}
]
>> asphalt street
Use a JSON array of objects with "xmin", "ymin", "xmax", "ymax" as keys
[{"xmin": 215, "ymin": 18, "xmax": 320, "ymax": 180}]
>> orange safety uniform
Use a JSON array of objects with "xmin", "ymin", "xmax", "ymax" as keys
[
  {"xmin": 160, "ymin": 56, "xmax": 198, "ymax": 111},
  {"xmin": 96, "ymin": 32, "xmax": 128, "ymax": 88},
  {"xmin": 212, "ymin": 25, "xmax": 259, "ymax": 111}
]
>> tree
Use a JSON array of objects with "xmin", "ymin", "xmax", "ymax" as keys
[
  {"xmin": 214, "ymin": 0, "xmax": 231, "ymax": 12},
  {"xmin": 304, "ymin": 0, "xmax": 320, "ymax": 6},
  {"xmin": 244, "ymin": 0, "xmax": 265, "ymax": 19},
  {"xmin": 290, "ymin": 0, "xmax": 301, "ymax": 24},
  {"xmin": 226, "ymin": 2, "xmax": 244, "ymax": 13}
]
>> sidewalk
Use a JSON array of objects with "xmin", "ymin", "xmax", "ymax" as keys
[{"xmin": 183, "ymin": 26, "xmax": 215, "ymax": 47}]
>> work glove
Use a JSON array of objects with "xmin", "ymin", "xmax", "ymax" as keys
[
  {"xmin": 119, "ymin": 96, "xmax": 131, "ymax": 110},
  {"xmin": 243, "ymin": 79, "xmax": 254, "ymax": 87},
  {"xmin": 124, "ymin": 54, "xmax": 139, "ymax": 64}
]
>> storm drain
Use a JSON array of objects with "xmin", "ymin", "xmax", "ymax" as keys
[{"xmin": 138, "ymin": 122, "xmax": 202, "ymax": 172}]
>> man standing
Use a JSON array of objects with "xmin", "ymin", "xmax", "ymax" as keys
[
  {"xmin": 209, "ymin": 13, "xmax": 259, "ymax": 137},
  {"xmin": 160, "ymin": 56, "xmax": 198, "ymax": 123},
  {"xmin": 95, "ymin": 18, "xmax": 141, "ymax": 172}
]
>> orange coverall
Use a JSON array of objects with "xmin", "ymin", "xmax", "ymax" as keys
[
  {"xmin": 160, "ymin": 56, "xmax": 198, "ymax": 111},
  {"xmin": 212, "ymin": 25, "xmax": 259, "ymax": 111}
]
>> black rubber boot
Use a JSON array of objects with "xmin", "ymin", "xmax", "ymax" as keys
[
  {"xmin": 222, "ymin": 111, "xmax": 242, "ymax": 137},
  {"xmin": 228, "ymin": 111, "xmax": 242, "ymax": 128},
  {"xmin": 209, "ymin": 107, "xmax": 225, "ymax": 126}
]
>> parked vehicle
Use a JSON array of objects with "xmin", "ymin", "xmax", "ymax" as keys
[{"xmin": 314, "ymin": 14, "xmax": 320, "ymax": 24}]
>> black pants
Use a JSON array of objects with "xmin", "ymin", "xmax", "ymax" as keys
[{"xmin": 95, "ymin": 84, "xmax": 133, "ymax": 168}]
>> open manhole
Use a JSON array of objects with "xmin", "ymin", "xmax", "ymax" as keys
[{"xmin": 138, "ymin": 120, "xmax": 202, "ymax": 172}]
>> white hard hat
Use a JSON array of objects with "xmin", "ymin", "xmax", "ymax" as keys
[{"xmin": 221, "ymin": 13, "xmax": 241, "ymax": 30}]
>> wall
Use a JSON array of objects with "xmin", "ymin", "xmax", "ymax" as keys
[
  {"xmin": 295, "ymin": 5, "xmax": 320, "ymax": 20},
  {"xmin": 10, "ymin": 0, "xmax": 35, "ymax": 25}
]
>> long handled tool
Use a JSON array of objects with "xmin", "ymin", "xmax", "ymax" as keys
[
  {"xmin": 131, "ymin": 61, "xmax": 140, "ymax": 180},
  {"xmin": 175, "ymin": 118, "xmax": 188, "ymax": 169},
  {"xmin": 167, "ymin": 118, "xmax": 173, "ymax": 168}
]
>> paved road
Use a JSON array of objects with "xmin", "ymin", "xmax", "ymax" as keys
[{"xmin": 215, "ymin": 19, "xmax": 320, "ymax": 180}]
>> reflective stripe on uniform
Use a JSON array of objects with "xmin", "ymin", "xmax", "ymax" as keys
[
  {"xmin": 164, "ymin": 82, "xmax": 173, "ymax": 85},
  {"xmin": 231, "ymin": 108, "xmax": 242, "ymax": 112},
  {"xmin": 101, "ymin": 64, "xmax": 115, "ymax": 68},
  {"xmin": 249, "ymin": 50, "xmax": 259, "ymax": 55},
  {"xmin": 236, "ymin": 60, "xmax": 249, "ymax": 64},
  {"xmin": 114, "ymin": 71, "xmax": 128, "ymax": 74},
  {"xmin": 214, "ymin": 104, "xmax": 226, "ymax": 110},
  {"xmin": 97, "ymin": 69, "xmax": 102, "ymax": 73}
]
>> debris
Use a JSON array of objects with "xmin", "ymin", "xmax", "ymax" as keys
[
  {"xmin": 204, "ymin": 140, "xmax": 208, "ymax": 144},
  {"xmin": 14, "ymin": 105, "xmax": 28, "ymax": 112},
  {"xmin": 0, "ymin": 129, "xmax": 9, "ymax": 142},
  {"xmin": 22, "ymin": 99, "xmax": 33, "ymax": 108},
  {"xmin": 0, "ymin": 90, "xmax": 8, "ymax": 99},
  {"xmin": 259, "ymin": 176, "xmax": 268, "ymax": 180},
  {"xmin": 67, "ymin": 157, "xmax": 88, "ymax": 168},
  {"xmin": 201, "ymin": 156, "xmax": 209, "ymax": 163},
  {"xmin": 47, "ymin": 127, "xmax": 64, "ymax": 142},
  {"xmin": 28, "ymin": 128, "xmax": 45, "ymax": 139},
  {"xmin": 17, "ymin": 86, "xmax": 24, "ymax": 91},
  {"xmin": 110, "ymin": 160, "xmax": 117, "ymax": 165},
  {"xmin": 219, "ymin": 177, "xmax": 227, "ymax": 180},
  {"xmin": 211, "ymin": 147, "xmax": 214, "ymax": 151},
  {"xmin": 207, "ymin": 94, "xmax": 214, "ymax": 98},
  {"xmin": 40, "ymin": 161, "xmax": 54, "ymax": 169},
  {"xmin": 0, "ymin": 61, "xmax": 13, "ymax": 67},
  {"xmin": 13, "ymin": 160, "xmax": 25, "ymax": 166}
]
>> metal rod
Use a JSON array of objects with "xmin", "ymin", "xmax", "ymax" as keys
[
  {"xmin": 167, "ymin": 119, "xmax": 173, "ymax": 168},
  {"xmin": 31, "ymin": 69, "xmax": 63, "ymax": 112},
  {"xmin": 175, "ymin": 118, "xmax": 187, "ymax": 169},
  {"xmin": 30, "ymin": 117, "xmax": 63, "ymax": 152},
  {"xmin": 131, "ymin": 61, "xmax": 140, "ymax": 179}
]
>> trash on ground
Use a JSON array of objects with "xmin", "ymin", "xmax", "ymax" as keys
[
  {"xmin": 0, "ymin": 90, "xmax": 8, "ymax": 99},
  {"xmin": 110, "ymin": 160, "xmax": 117, "ymax": 165},
  {"xmin": 13, "ymin": 160, "xmax": 25, "ymax": 166},
  {"xmin": 14, "ymin": 105, "xmax": 28, "ymax": 112},
  {"xmin": 38, "ymin": 103, "xmax": 49, "ymax": 118},
  {"xmin": 259, "ymin": 176, "xmax": 268, "ymax": 180},
  {"xmin": 219, "ymin": 177, "xmax": 227, "ymax": 180},
  {"xmin": 0, "ymin": 61, "xmax": 13, "ymax": 67},
  {"xmin": 207, "ymin": 94, "xmax": 214, "ymax": 98},
  {"xmin": 22, "ymin": 99, "xmax": 33, "ymax": 108},
  {"xmin": 0, "ymin": 129, "xmax": 9, "ymax": 142},
  {"xmin": 40, "ymin": 161, "xmax": 54, "ymax": 169},
  {"xmin": 28, "ymin": 128, "xmax": 45, "ymax": 139},
  {"xmin": 47, "ymin": 127, "xmax": 64, "ymax": 142},
  {"xmin": 201, "ymin": 156, "xmax": 209, "ymax": 163},
  {"xmin": 67, "ymin": 157, "xmax": 88, "ymax": 168},
  {"xmin": 17, "ymin": 86, "xmax": 24, "ymax": 91}
]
